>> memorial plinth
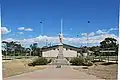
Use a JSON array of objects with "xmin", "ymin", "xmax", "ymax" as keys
[{"xmin": 51, "ymin": 44, "xmax": 69, "ymax": 65}]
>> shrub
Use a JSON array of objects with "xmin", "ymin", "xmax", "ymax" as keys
[
  {"xmin": 28, "ymin": 63, "xmax": 35, "ymax": 66},
  {"xmin": 48, "ymin": 59, "xmax": 52, "ymax": 63},
  {"xmin": 100, "ymin": 62, "xmax": 117, "ymax": 65},
  {"xmin": 70, "ymin": 57, "xmax": 84, "ymax": 66},
  {"xmin": 28, "ymin": 57, "xmax": 48, "ymax": 66},
  {"xmin": 82, "ymin": 67, "xmax": 89, "ymax": 69},
  {"xmin": 66, "ymin": 57, "xmax": 69, "ymax": 61},
  {"xmin": 2, "ymin": 58, "xmax": 12, "ymax": 60},
  {"xmin": 16, "ymin": 57, "xmax": 22, "ymax": 59},
  {"xmin": 70, "ymin": 57, "xmax": 93, "ymax": 66},
  {"xmin": 82, "ymin": 61, "xmax": 93, "ymax": 66},
  {"xmin": 34, "ymin": 57, "xmax": 48, "ymax": 65}
]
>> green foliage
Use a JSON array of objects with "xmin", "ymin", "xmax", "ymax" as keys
[
  {"xmin": 48, "ymin": 59, "xmax": 52, "ymax": 63},
  {"xmin": 34, "ymin": 57, "xmax": 48, "ymax": 65},
  {"xmin": 100, "ymin": 62, "xmax": 117, "ymax": 65},
  {"xmin": 28, "ymin": 63, "xmax": 35, "ymax": 66},
  {"xmin": 82, "ymin": 61, "xmax": 93, "ymax": 66},
  {"xmin": 101, "ymin": 37, "xmax": 117, "ymax": 48},
  {"xmin": 70, "ymin": 57, "xmax": 84, "ymax": 66},
  {"xmin": 66, "ymin": 57, "xmax": 69, "ymax": 61},
  {"xmin": 2, "ymin": 41, "xmax": 25, "ymax": 56},
  {"xmin": 28, "ymin": 57, "xmax": 48, "ymax": 66},
  {"xmin": 70, "ymin": 56, "xmax": 93, "ymax": 66},
  {"xmin": 15, "ymin": 57, "xmax": 22, "ymax": 59},
  {"xmin": 82, "ymin": 67, "xmax": 89, "ymax": 69},
  {"xmin": 30, "ymin": 43, "xmax": 42, "ymax": 56}
]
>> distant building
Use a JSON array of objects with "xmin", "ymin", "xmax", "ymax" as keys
[{"xmin": 41, "ymin": 44, "xmax": 82, "ymax": 58}]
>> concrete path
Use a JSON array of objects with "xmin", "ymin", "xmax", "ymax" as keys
[{"xmin": 4, "ymin": 66, "xmax": 103, "ymax": 80}]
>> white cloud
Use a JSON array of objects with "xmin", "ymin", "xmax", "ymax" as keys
[
  {"xmin": 81, "ymin": 33, "xmax": 87, "ymax": 36},
  {"xmin": 108, "ymin": 28, "xmax": 118, "ymax": 32},
  {"xmin": 18, "ymin": 27, "xmax": 25, "ymax": 30},
  {"xmin": 24, "ymin": 28, "xmax": 33, "ymax": 31},
  {"xmin": 88, "ymin": 32, "xmax": 95, "ymax": 36},
  {"xmin": 18, "ymin": 32, "xmax": 24, "ymax": 35},
  {"xmin": 96, "ymin": 29, "xmax": 106, "ymax": 34},
  {"xmin": 2, "ymin": 28, "xmax": 118, "ymax": 47},
  {"xmin": 17, "ymin": 27, "xmax": 33, "ymax": 31},
  {"xmin": 2, "ymin": 38, "xmax": 15, "ymax": 42},
  {"xmin": 81, "ymin": 32, "xmax": 95, "ymax": 36},
  {"xmin": 1, "ymin": 27, "xmax": 11, "ymax": 34},
  {"xmin": 2, "ymin": 33, "xmax": 118, "ymax": 47}
]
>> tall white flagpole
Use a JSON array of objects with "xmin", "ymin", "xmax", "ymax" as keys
[{"xmin": 61, "ymin": 19, "xmax": 63, "ymax": 35}]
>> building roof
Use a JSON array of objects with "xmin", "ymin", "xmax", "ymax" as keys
[{"xmin": 41, "ymin": 44, "xmax": 81, "ymax": 52}]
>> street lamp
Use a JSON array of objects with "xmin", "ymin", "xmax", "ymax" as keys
[
  {"xmin": 40, "ymin": 21, "xmax": 43, "ymax": 35},
  {"xmin": 87, "ymin": 21, "xmax": 90, "ymax": 57},
  {"xmin": 40, "ymin": 21, "xmax": 43, "ymax": 47}
]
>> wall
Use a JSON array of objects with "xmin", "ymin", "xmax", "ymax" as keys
[{"xmin": 43, "ymin": 48, "xmax": 77, "ymax": 57}]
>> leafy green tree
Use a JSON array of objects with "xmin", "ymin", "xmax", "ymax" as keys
[
  {"xmin": 100, "ymin": 37, "xmax": 117, "ymax": 49},
  {"xmin": 2, "ymin": 41, "xmax": 16, "ymax": 56},
  {"xmin": 30, "ymin": 43, "xmax": 38, "ymax": 56},
  {"xmin": 25, "ymin": 48, "xmax": 31, "ymax": 56},
  {"xmin": 2, "ymin": 41, "xmax": 25, "ymax": 56},
  {"xmin": 100, "ymin": 37, "xmax": 118, "ymax": 56}
]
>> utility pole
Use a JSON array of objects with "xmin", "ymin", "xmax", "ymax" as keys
[
  {"xmin": 61, "ymin": 19, "xmax": 63, "ymax": 34},
  {"xmin": 86, "ymin": 33, "xmax": 89, "ymax": 56},
  {"xmin": 40, "ymin": 22, "xmax": 43, "ymax": 35},
  {"xmin": 87, "ymin": 21, "xmax": 90, "ymax": 57},
  {"xmin": 40, "ymin": 21, "xmax": 43, "ymax": 47}
]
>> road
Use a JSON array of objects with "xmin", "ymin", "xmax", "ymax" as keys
[{"xmin": 4, "ymin": 66, "xmax": 104, "ymax": 80}]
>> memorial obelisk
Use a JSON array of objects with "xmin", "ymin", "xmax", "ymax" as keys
[
  {"xmin": 57, "ymin": 19, "xmax": 64, "ymax": 59},
  {"xmin": 51, "ymin": 19, "xmax": 69, "ymax": 66}
]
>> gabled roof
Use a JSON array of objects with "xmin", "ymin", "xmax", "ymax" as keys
[{"xmin": 41, "ymin": 44, "xmax": 81, "ymax": 52}]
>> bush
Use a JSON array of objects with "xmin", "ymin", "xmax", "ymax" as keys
[
  {"xmin": 70, "ymin": 57, "xmax": 93, "ymax": 66},
  {"xmin": 28, "ymin": 57, "xmax": 48, "ymax": 66},
  {"xmin": 28, "ymin": 63, "xmax": 35, "ymax": 66},
  {"xmin": 82, "ymin": 61, "xmax": 93, "ymax": 66},
  {"xmin": 82, "ymin": 67, "xmax": 89, "ymax": 69},
  {"xmin": 16, "ymin": 57, "xmax": 22, "ymax": 59},
  {"xmin": 70, "ymin": 57, "xmax": 84, "ymax": 66},
  {"xmin": 34, "ymin": 57, "xmax": 48, "ymax": 65},
  {"xmin": 48, "ymin": 59, "xmax": 52, "ymax": 63},
  {"xmin": 66, "ymin": 57, "xmax": 69, "ymax": 61},
  {"xmin": 100, "ymin": 62, "xmax": 117, "ymax": 65}
]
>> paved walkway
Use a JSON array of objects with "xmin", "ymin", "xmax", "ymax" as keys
[{"xmin": 4, "ymin": 66, "xmax": 104, "ymax": 80}]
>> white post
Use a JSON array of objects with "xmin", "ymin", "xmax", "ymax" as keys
[
  {"xmin": 86, "ymin": 33, "xmax": 89, "ymax": 56},
  {"xmin": 40, "ymin": 22, "xmax": 43, "ymax": 35},
  {"xmin": 61, "ymin": 19, "xmax": 63, "ymax": 34}
]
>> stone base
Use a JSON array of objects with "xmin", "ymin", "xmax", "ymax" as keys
[
  {"xmin": 51, "ymin": 58, "xmax": 70, "ymax": 65},
  {"xmin": 59, "ymin": 43, "xmax": 63, "ymax": 46}
]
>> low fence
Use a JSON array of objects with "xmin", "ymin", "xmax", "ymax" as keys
[
  {"xmin": 2, "ymin": 56, "xmax": 38, "ymax": 60},
  {"xmin": 94, "ymin": 56, "xmax": 118, "ymax": 61}
]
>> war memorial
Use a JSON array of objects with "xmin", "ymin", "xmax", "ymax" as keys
[{"xmin": 2, "ymin": 1, "xmax": 118, "ymax": 79}]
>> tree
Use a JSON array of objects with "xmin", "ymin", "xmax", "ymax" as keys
[
  {"xmin": 30, "ymin": 43, "xmax": 38, "ymax": 56},
  {"xmin": 2, "ymin": 41, "xmax": 25, "ymax": 56},
  {"xmin": 2, "ymin": 41, "xmax": 15, "ymax": 56},
  {"xmin": 100, "ymin": 37, "xmax": 117, "ymax": 49},
  {"xmin": 100, "ymin": 37, "xmax": 118, "ymax": 56},
  {"xmin": 14, "ymin": 43, "xmax": 25, "ymax": 56}
]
